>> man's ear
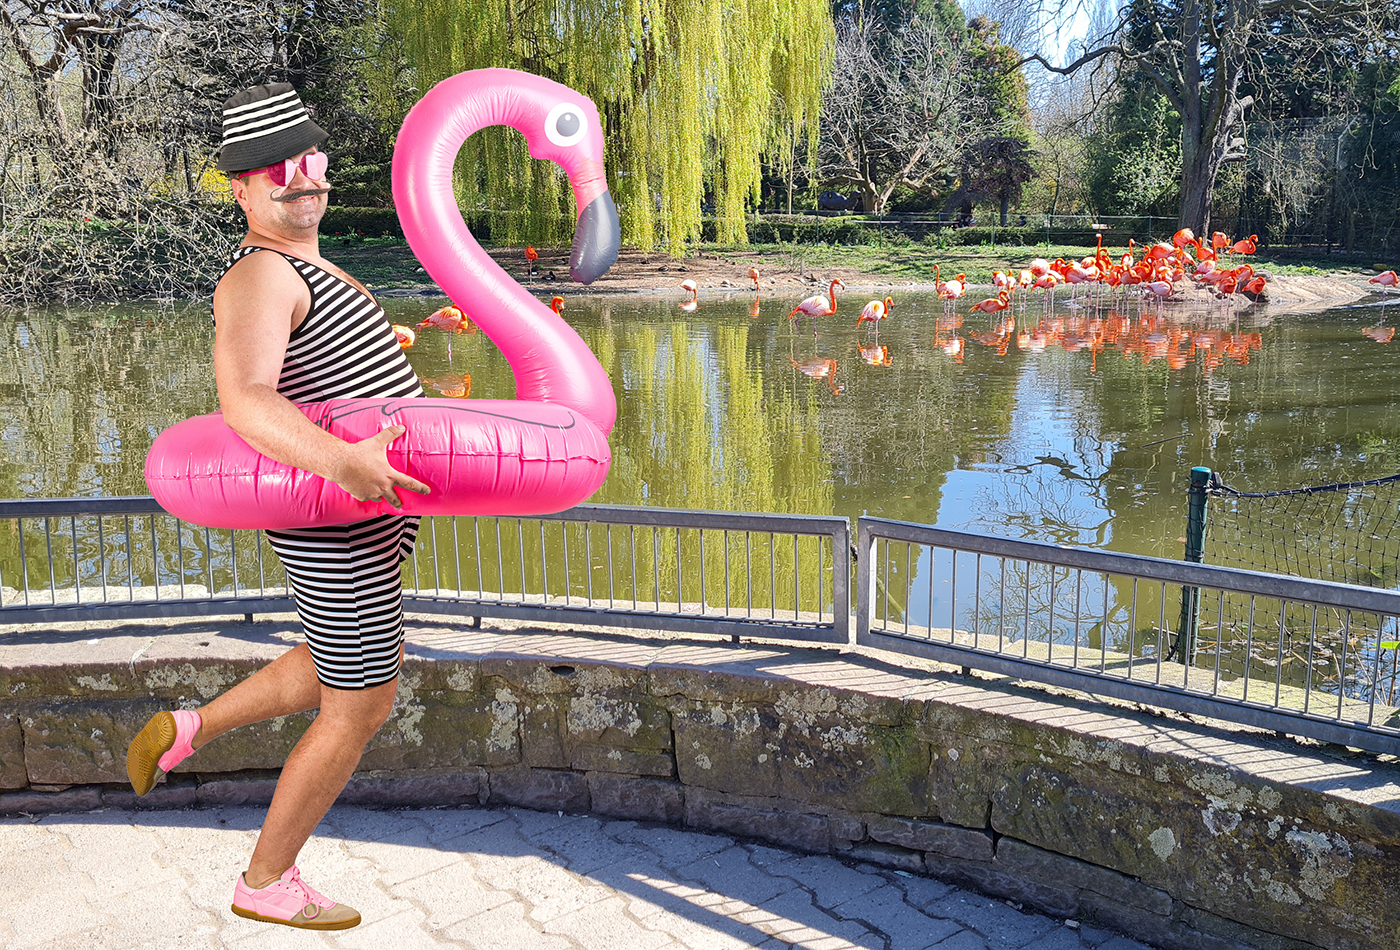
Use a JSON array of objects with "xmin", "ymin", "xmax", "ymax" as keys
[{"xmin": 230, "ymin": 178, "xmax": 250, "ymax": 214}]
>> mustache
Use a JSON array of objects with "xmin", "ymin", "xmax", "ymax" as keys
[{"xmin": 273, "ymin": 187, "xmax": 331, "ymax": 203}]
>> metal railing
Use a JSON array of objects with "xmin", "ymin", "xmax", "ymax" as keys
[
  {"xmin": 0, "ymin": 497, "xmax": 849, "ymax": 646},
  {"xmin": 855, "ymin": 517, "xmax": 1400, "ymax": 757},
  {"xmin": 10, "ymin": 495, "xmax": 1400, "ymax": 756}
]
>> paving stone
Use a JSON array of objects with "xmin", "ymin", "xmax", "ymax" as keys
[
  {"xmin": 673, "ymin": 845, "xmax": 792, "ymax": 907},
  {"xmin": 339, "ymin": 819, "xmax": 464, "ymax": 886},
  {"xmin": 389, "ymin": 857, "xmax": 515, "ymax": 931},
  {"xmin": 830, "ymin": 884, "xmax": 964, "ymax": 950},
  {"xmin": 930, "ymin": 931, "xmax": 992, "ymax": 950},
  {"xmin": 923, "ymin": 891, "xmax": 1059, "ymax": 949},
  {"xmin": 765, "ymin": 853, "xmax": 888, "ymax": 907},
  {"xmin": 1023, "ymin": 926, "xmax": 1095, "ymax": 950},
  {"xmin": 889, "ymin": 871, "xmax": 959, "ymax": 910},
  {"xmin": 1096, "ymin": 940, "xmax": 1155, "ymax": 950},
  {"xmin": 543, "ymin": 895, "xmax": 674, "ymax": 950},
  {"xmin": 412, "ymin": 803, "xmax": 514, "ymax": 847},
  {"xmin": 2, "ymin": 801, "xmax": 1177, "ymax": 950},
  {"xmin": 614, "ymin": 822, "xmax": 733, "ymax": 869},
  {"xmin": 752, "ymin": 886, "xmax": 881, "ymax": 946},
  {"xmin": 335, "ymin": 907, "xmax": 453, "ymax": 950},
  {"xmin": 442, "ymin": 899, "xmax": 577, "ymax": 950}
]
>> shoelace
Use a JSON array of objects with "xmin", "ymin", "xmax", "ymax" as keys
[{"xmin": 280, "ymin": 867, "xmax": 332, "ymax": 909}]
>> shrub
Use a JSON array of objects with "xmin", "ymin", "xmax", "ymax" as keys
[{"xmin": 321, "ymin": 206, "xmax": 404, "ymax": 239}]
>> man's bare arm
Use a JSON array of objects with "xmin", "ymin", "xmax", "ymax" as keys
[{"xmin": 212, "ymin": 252, "xmax": 429, "ymax": 507}]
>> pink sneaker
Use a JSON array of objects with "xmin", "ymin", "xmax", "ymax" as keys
[
  {"xmin": 231, "ymin": 865, "xmax": 361, "ymax": 931},
  {"xmin": 126, "ymin": 710, "xmax": 201, "ymax": 796}
]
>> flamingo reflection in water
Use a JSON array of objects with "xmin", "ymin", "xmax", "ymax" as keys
[
  {"xmin": 1363, "ymin": 326, "xmax": 1395, "ymax": 344},
  {"xmin": 790, "ymin": 355, "xmax": 843, "ymax": 394},
  {"xmin": 858, "ymin": 342, "xmax": 892, "ymax": 366},
  {"xmin": 419, "ymin": 373, "xmax": 473, "ymax": 398},
  {"xmin": 749, "ymin": 297, "xmax": 762, "ymax": 319},
  {"xmin": 932, "ymin": 310, "xmax": 965, "ymax": 363}
]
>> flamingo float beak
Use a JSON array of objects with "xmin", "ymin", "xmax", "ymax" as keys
[{"xmin": 570, "ymin": 191, "xmax": 620, "ymax": 285}]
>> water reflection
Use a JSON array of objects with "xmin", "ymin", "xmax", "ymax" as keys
[
  {"xmin": 7, "ymin": 289, "xmax": 1400, "ymax": 712},
  {"xmin": 4, "ymin": 291, "xmax": 1400, "ymax": 563}
]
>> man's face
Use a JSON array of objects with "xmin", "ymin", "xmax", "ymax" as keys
[{"xmin": 231, "ymin": 146, "xmax": 331, "ymax": 236}]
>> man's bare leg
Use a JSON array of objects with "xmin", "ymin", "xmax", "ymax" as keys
[
  {"xmin": 243, "ymin": 677, "xmax": 398, "ymax": 887},
  {"xmin": 190, "ymin": 643, "xmax": 323, "ymax": 750}
]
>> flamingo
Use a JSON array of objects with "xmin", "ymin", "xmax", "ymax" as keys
[
  {"xmin": 391, "ymin": 324, "xmax": 416, "ymax": 349},
  {"xmin": 1172, "ymin": 228, "xmax": 1196, "ymax": 249},
  {"xmin": 680, "ymin": 278, "xmax": 698, "ymax": 312},
  {"xmin": 1229, "ymin": 234, "xmax": 1258, "ymax": 255},
  {"xmin": 417, "ymin": 304, "xmax": 474, "ymax": 333},
  {"xmin": 1369, "ymin": 270, "xmax": 1398, "ymax": 297},
  {"xmin": 789, "ymin": 278, "xmax": 845, "ymax": 320},
  {"xmin": 1211, "ymin": 231, "xmax": 1230, "ymax": 256},
  {"xmin": 970, "ymin": 291, "xmax": 1011, "ymax": 314},
  {"xmin": 748, "ymin": 267, "xmax": 761, "ymax": 291},
  {"xmin": 937, "ymin": 274, "xmax": 966, "ymax": 310},
  {"xmin": 856, "ymin": 296, "xmax": 894, "ymax": 326},
  {"xmin": 524, "ymin": 245, "xmax": 539, "ymax": 274},
  {"xmin": 550, "ymin": 296, "xmax": 565, "ymax": 315}
]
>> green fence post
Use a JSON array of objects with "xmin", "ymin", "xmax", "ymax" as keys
[{"xmin": 1173, "ymin": 466, "xmax": 1212, "ymax": 663}]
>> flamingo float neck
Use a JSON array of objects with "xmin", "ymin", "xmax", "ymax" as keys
[{"xmin": 393, "ymin": 69, "xmax": 619, "ymax": 435}]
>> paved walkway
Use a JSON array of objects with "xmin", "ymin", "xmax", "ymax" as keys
[{"xmin": 1, "ymin": 804, "xmax": 1155, "ymax": 950}]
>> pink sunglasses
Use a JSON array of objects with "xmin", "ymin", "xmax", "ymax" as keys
[{"xmin": 235, "ymin": 151, "xmax": 329, "ymax": 187}]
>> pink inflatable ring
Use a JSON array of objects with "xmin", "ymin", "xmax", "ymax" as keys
[{"xmin": 145, "ymin": 69, "xmax": 619, "ymax": 530}]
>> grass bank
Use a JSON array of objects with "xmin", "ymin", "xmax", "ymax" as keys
[{"xmin": 322, "ymin": 234, "xmax": 1386, "ymax": 293}]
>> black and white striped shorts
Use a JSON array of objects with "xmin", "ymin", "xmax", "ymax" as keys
[{"xmin": 267, "ymin": 514, "xmax": 420, "ymax": 690}]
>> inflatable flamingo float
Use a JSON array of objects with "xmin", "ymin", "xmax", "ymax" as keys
[{"xmin": 145, "ymin": 69, "xmax": 619, "ymax": 529}]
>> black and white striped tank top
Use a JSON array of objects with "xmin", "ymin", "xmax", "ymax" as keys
[{"xmin": 217, "ymin": 246, "xmax": 424, "ymax": 402}]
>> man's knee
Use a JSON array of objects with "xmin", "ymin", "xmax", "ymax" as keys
[{"xmin": 319, "ymin": 679, "xmax": 398, "ymax": 738}]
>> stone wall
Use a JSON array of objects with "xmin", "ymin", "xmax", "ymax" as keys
[{"xmin": 2, "ymin": 615, "xmax": 1398, "ymax": 950}]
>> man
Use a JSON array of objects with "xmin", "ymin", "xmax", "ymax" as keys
[{"xmin": 125, "ymin": 82, "xmax": 430, "ymax": 932}]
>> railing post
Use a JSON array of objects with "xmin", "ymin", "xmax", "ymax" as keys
[{"xmin": 1173, "ymin": 466, "xmax": 1212, "ymax": 663}]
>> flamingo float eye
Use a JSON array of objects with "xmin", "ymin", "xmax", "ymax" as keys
[{"xmin": 544, "ymin": 102, "xmax": 588, "ymax": 147}]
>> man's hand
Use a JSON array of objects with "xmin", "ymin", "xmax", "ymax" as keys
[{"xmin": 332, "ymin": 426, "xmax": 432, "ymax": 508}]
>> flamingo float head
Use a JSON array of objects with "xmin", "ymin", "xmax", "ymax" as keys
[
  {"xmin": 394, "ymin": 69, "xmax": 620, "ymax": 286},
  {"xmin": 392, "ymin": 69, "xmax": 619, "ymax": 435}
]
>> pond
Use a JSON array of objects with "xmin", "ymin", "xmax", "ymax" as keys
[{"xmin": 4, "ymin": 288, "xmax": 1399, "ymax": 569}]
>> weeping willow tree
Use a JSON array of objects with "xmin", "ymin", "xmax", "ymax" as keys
[{"xmin": 389, "ymin": 0, "xmax": 833, "ymax": 253}]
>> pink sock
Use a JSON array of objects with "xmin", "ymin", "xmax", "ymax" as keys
[{"xmin": 157, "ymin": 710, "xmax": 201, "ymax": 772}]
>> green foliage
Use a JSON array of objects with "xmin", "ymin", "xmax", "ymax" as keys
[
  {"xmin": 389, "ymin": 0, "xmax": 833, "ymax": 255},
  {"xmin": 321, "ymin": 207, "xmax": 406, "ymax": 239},
  {"xmin": 1084, "ymin": 86, "xmax": 1182, "ymax": 217}
]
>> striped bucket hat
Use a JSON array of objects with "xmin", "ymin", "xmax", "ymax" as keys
[{"xmin": 215, "ymin": 82, "xmax": 328, "ymax": 173}]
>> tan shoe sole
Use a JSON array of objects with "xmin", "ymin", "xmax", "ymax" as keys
[
  {"xmin": 126, "ymin": 711, "xmax": 176, "ymax": 797},
  {"xmin": 231, "ymin": 904, "xmax": 361, "ymax": 930}
]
